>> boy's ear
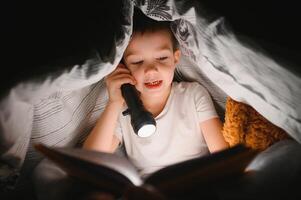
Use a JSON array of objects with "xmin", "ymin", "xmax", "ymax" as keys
[{"xmin": 174, "ymin": 49, "xmax": 181, "ymax": 64}]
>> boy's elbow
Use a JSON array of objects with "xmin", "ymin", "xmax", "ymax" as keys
[
  {"xmin": 209, "ymin": 141, "xmax": 229, "ymax": 153},
  {"xmin": 82, "ymin": 137, "xmax": 120, "ymax": 154}
]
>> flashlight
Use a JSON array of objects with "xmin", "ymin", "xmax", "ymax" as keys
[{"xmin": 121, "ymin": 83, "xmax": 157, "ymax": 137}]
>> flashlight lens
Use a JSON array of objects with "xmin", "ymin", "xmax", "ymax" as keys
[{"xmin": 137, "ymin": 124, "xmax": 156, "ymax": 137}]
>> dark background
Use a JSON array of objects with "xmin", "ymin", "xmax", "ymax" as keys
[{"xmin": 1, "ymin": 0, "xmax": 300, "ymax": 98}]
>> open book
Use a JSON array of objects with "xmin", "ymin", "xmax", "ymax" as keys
[{"xmin": 35, "ymin": 144, "xmax": 257, "ymax": 199}]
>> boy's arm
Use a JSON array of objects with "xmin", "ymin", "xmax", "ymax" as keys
[
  {"xmin": 200, "ymin": 117, "xmax": 229, "ymax": 153},
  {"xmin": 83, "ymin": 102, "xmax": 121, "ymax": 153},
  {"xmin": 83, "ymin": 63, "xmax": 136, "ymax": 153}
]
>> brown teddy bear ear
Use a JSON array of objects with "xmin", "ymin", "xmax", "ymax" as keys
[{"xmin": 222, "ymin": 97, "xmax": 290, "ymax": 151}]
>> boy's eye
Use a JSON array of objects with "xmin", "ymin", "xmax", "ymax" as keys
[
  {"xmin": 131, "ymin": 60, "xmax": 143, "ymax": 65},
  {"xmin": 158, "ymin": 56, "xmax": 168, "ymax": 61}
]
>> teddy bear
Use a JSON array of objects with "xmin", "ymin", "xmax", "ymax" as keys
[{"xmin": 222, "ymin": 97, "xmax": 290, "ymax": 151}]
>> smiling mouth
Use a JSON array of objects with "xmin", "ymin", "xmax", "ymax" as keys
[{"xmin": 144, "ymin": 80, "xmax": 163, "ymax": 88}]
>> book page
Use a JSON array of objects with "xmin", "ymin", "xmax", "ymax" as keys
[
  {"xmin": 144, "ymin": 145, "xmax": 257, "ymax": 195},
  {"xmin": 60, "ymin": 148, "xmax": 143, "ymax": 185},
  {"xmin": 35, "ymin": 144, "xmax": 143, "ymax": 186}
]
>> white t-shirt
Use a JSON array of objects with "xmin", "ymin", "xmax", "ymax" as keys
[{"xmin": 115, "ymin": 82, "xmax": 218, "ymax": 177}]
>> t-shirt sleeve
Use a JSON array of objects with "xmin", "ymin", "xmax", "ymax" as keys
[
  {"xmin": 114, "ymin": 114, "xmax": 123, "ymax": 145},
  {"xmin": 192, "ymin": 82, "xmax": 218, "ymax": 122}
]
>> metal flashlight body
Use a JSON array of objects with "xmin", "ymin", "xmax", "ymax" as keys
[{"xmin": 121, "ymin": 84, "xmax": 157, "ymax": 137}]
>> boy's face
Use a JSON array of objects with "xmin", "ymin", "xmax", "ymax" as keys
[{"xmin": 123, "ymin": 29, "xmax": 180, "ymax": 99}]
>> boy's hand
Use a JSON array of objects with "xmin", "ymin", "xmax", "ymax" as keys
[{"xmin": 105, "ymin": 63, "xmax": 136, "ymax": 107}]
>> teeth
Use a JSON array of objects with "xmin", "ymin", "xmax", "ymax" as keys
[{"xmin": 147, "ymin": 81, "xmax": 160, "ymax": 85}]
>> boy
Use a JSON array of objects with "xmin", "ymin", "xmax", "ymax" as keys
[{"xmin": 84, "ymin": 10, "xmax": 228, "ymax": 177}]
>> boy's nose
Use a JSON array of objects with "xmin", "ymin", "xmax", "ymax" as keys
[{"xmin": 144, "ymin": 63, "xmax": 158, "ymax": 73}]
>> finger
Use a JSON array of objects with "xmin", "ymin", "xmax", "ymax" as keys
[
  {"xmin": 109, "ymin": 67, "xmax": 131, "ymax": 77},
  {"xmin": 110, "ymin": 78, "xmax": 136, "ymax": 89},
  {"xmin": 114, "ymin": 68, "xmax": 131, "ymax": 76},
  {"xmin": 111, "ymin": 74, "xmax": 136, "ymax": 84},
  {"xmin": 107, "ymin": 74, "xmax": 136, "ymax": 86},
  {"xmin": 107, "ymin": 72, "xmax": 135, "ymax": 83},
  {"xmin": 117, "ymin": 63, "xmax": 127, "ymax": 68},
  {"xmin": 107, "ymin": 69, "xmax": 134, "ymax": 81}
]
